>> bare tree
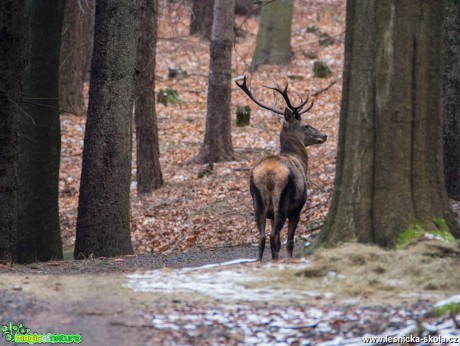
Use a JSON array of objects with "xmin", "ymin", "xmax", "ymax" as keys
[
  {"xmin": 16, "ymin": 0, "xmax": 66, "ymax": 263},
  {"xmin": 318, "ymin": 0, "xmax": 459, "ymax": 248},
  {"xmin": 75, "ymin": 0, "xmax": 141, "ymax": 259},
  {"xmin": 59, "ymin": 0, "xmax": 95, "ymax": 116},
  {"xmin": 135, "ymin": 0, "xmax": 163, "ymax": 194},
  {"xmin": 192, "ymin": 0, "xmax": 235, "ymax": 164},
  {"xmin": 190, "ymin": 0, "xmax": 214, "ymax": 39},
  {"xmin": 251, "ymin": 0, "xmax": 294, "ymax": 71},
  {"xmin": 444, "ymin": 0, "xmax": 460, "ymax": 201},
  {"xmin": 0, "ymin": 0, "xmax": 26, "ymax": 263}
]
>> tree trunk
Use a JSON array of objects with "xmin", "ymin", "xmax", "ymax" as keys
[
  {"xmin": 135, "ymin": 0, "xmax": 163, "ymax": 194},
  {"xmin": 250, "ymin": 0, "xmax": 294, "ymax": 71},
  {"xmin": 318, "ymin": 0, "xmax": 459, "ymax": 248},
  {"xmin": 16, "ymin": 0, "xmax": 65, "ymax": 264},
  {"xmin": 190, "ymin": 0, "xmax": 214, "ymax": 40},
  {"xmin": 192, "ymin": 0, "xmax": 235, "ymax": 164},
  {"xmin": 74, "ymin": 0, "xmax": 141, "ymax": 259},
  {"xmin": 0, "ymin": 0, "xmax": 26, "ymax": 263},
  {"xmin": 444, "ymin": 0, "xmax": 460, "ymax": 201},
  {"xmin": 59, "ymin": 0, "xmax": 95, "ymax": 116}
]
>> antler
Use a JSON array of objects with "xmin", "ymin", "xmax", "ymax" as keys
[
  {"xmin": 235, "ymin": 75, "xmax": 314, "ymax": 117},
  {"xmin": 235, "ymin": 76, "xmax": 284, "ymax": 115},
  {"xmin": 264, "ymin": 80, "xmax": 314, "ymax": 115}
]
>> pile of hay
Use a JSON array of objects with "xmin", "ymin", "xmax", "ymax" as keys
[
  {"xmin": 256, "ymin": 241, "xmax": 460, "ymax": 304},
  {"xmin": 301, "ymin": 241, "xmax": 460, "ymax": 301}
]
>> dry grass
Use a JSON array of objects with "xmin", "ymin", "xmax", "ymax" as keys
[{"xmin": 249, "ymin": 241, "xmax": 460, "ymax": 305}]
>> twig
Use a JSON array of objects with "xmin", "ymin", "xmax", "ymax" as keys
[
  {"xmin": 306, "ymin": 223, "xmax": 324, "ymax": 233},
  {"xmin": 7, "ymin": 97, "xmax": 36, "ymax": 125},
  {"xmin": 312, "ymin": 78, "xmax": 340, "ymax": 97}
]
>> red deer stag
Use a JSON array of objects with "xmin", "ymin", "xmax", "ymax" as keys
[{"xmin": 236, "ymin": 76, "xmax": 327, "ymax": 260}]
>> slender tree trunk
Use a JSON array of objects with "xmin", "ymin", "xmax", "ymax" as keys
[
  {"xmin": 135, "ymin": 0, "xmax": 163, "ymax": 195},
  {"xmin": 0, "ymin": 0, "xmax": 26, "ymax": 263},
  {"xmin": 190, "ymin": 0, "xmax": 214, "ymax": 40},
  {"xmin": 16, "ymin": 0, "xmax": 65, "ymax": 264},
  {"xmin": 192, "ymin": 0, "xmax": 235, "ymax": 164},
  {"xmin": 444, "ymin": 0, "xmax": 460, "ymax": 201},
  {"xmin": 59, "ymin": 0, "xmax": 95, "ymax": 116},
  {"xmin": 251, "ymin": 0, "xmax": 294, "ymax": 71},
  {"xmin": 318, "ymin": 0, "xmax": 459, "ymax": 248},
  {"xmin": 74, "ymin": 0, "xmax": 141, "ymax": 259}
]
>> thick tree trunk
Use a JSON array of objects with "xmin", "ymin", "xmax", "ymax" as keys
[
  {"xmin": 0, "ymin": 0, "xmax": 26, "ymax": 263},
  {"xmin": 74, "ymin": 0, "xmax": 141, "ymax": 259},
  {"xmin": 318, "ymin": 0, "xmax": 459, "ymax": 248},
  {"xmin": 59, "ymin": 0, "xmax": 95, "ymax": 116},
  {"xmin": 135, "ymin": 0, "xmax": 163, "ymax": 194},
  {"xmin": 190, "ymin": 0, "xmax": 214, "ymax": 40},
  {"xmin": 250, "ymin": 0, "xmax": 294, "ymax": 71},
  {"xmin": 16, "ymin": 0, "xmax": 65, "ymax": 264},
  {"xmin": 444, "ymin": 0, "xmax": 460, "ymax": 201},
  {"xmin": 192, "ymin": 0, "xmax": 235, "ymax": 164}
]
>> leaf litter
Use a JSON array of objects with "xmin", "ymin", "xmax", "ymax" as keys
[
  {"xmin": 59, "ymin": 0, "xmax": 343, "ymax": 256},
  {"xmin": 53, "ymin": 1, "xmax": 460, "ymax": 344}
]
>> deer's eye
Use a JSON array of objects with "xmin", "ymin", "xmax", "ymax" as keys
[{"xmin": 304, "ymin": 125, "xmax": 310, "ymax": 130}]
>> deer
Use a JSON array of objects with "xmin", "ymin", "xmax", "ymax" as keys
[{"xmin": 235, "ymin": 75, "xmax": 327, "ymax": 261}]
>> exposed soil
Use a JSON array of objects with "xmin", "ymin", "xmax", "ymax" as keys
[{"xmin": 1, "ymin": 241, "xmax": 459, "ymax": 345}]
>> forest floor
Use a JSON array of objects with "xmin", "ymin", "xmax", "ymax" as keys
[
  {"xmin": 1, "ymin": 241, "xmax": 460, "ymax": 345},
  {"xmin": 58, "ymin": 0, "xmax": 344, "ymax": 256},
  {"xmin": 1, "ymin": 1, "xmax": 460, "ymax": 345}
]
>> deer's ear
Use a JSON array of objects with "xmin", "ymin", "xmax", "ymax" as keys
[
  {"xmin": 278, "ymin": 114, "xmax": 285, "ymax": 125},
  {"xmin": 284, "ymin": 108, "xmax": 296, "ymax": 123}
]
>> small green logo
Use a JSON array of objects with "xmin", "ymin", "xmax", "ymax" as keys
[
  {"xmin": 1, "ymin": 323, "xmax": 30, "ymax": 342},
  {"xmin": 1, "ymin": 322, "xmax": 81, "ymax": 344}
]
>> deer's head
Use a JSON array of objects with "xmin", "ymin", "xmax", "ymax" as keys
[{"xmin": 235, "ymin": 76, "xmax": 327, "ymax": 147}]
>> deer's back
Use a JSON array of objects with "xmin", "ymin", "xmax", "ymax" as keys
[{"xmin": 250, "ymin": 154, "xmax": 307, "ymax": 218}]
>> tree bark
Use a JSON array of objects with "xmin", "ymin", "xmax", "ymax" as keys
[
  {"xmin": 192, "ymin": 0, "xmax": 235, "ymax": 164},
  {"xmin": 74, "ymin": 0, "xmax": 141, "ymax": 259},
  {"xmin": 190, "ymin": 0, "xmax": 214, "ymax": 40},
  {"xmin": 135, "ymin": 0, "xmax": 163, "ymax": 194},
  {"xmin": 250, "ymin": 0, "xmax": 294, "ymax": 71},
  {"xmin": 0, "ymin": 0, "xmax": 26, "ymax": 263},
  {"xmin": 16, "ymin": 0, "xmax": 65, "ymax": 264},
  {"xmin": 444, "ymin": 0, "xmax": 460, "ymax": 201},
  {"xmin": 59, "ymin": 0, "xmax": 95, "ymax": 116},
  {"xmin": 318, "ymin": 0, "xmax": 459, "ymax": 248}
]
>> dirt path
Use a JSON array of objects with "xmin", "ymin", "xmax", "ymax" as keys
[{"xmin": 1, "ymin": 243, "xmax": 459, "ymax": 345}]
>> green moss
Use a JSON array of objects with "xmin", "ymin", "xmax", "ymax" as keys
[
  {"xmin": 397, "ymin": 219, "xmax": 455, "ymax": 249},
  {"xmin": 397, "ymin": 223, "xmax": 424, "ymax": 249},
  {"xmin": 236, "ymin": 104, "xmax": 251, "ymax": 127},
  {"xmin": 63, "ymin": 251, "xmax": 73, "ymax": 261},
  {"xmin": 433, "ymin": 218, "xmax": 452, "ymax": 234},
  {"xmin": 432, "ymin": 302, "xmax": 460, "ymax": 316},
  {"xmin": 313, "ymin": 61, "xmax": 332, "ymax": 78},
  {"xmin": 157, "ymin": 88, "xmax": 181, "ymax": 106}
]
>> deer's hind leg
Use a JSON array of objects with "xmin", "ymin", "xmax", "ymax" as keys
[
  {"xmin": 287, "ymin": 214, "xmax": 300, "ymax": 258},
  {"xmin": 255, "ymin": 213, "xmax": 266, "ymax": 261},
  {"xmin": 270, "ymin": 210, "xmax": 286, "ymax": 260},
  {"xmin": 251, "ymin": 180, "xmax": 268, "ymax": 261}
]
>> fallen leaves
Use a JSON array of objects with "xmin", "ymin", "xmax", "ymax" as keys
[{"xmin": 58, "ymin": 0, "xmax": 344, "ymax": 255}]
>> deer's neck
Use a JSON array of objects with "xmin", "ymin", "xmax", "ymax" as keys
[{"xmin": 279, "ymin": 132, "xmax": 308, "ymax": 174}]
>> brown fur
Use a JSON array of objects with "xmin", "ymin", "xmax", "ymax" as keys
[
  {"xmin": 235, "ymin": 76, "xmax": 326, "ymax": 260},
  {"xmin": 250, "ymin": 111, "xmax": 326, "ymax": 261}
]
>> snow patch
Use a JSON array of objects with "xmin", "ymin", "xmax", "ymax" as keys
[{"xmin": 125, "ymin": 259, "xmax": 328, "ymax": 302}]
